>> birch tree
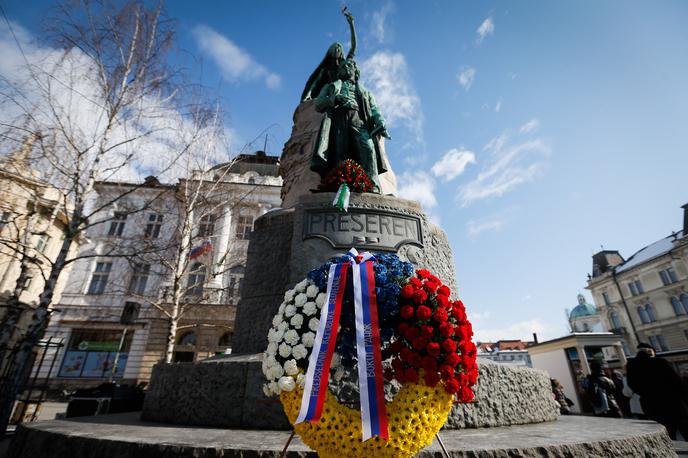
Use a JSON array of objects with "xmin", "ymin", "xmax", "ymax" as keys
[{"xmin": 0, "ymin": 0, "xmax": 206, "ymax": 435}]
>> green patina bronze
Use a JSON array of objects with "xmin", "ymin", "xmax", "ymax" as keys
[{"xmin": 306, "ymin": 9, "xmax": 391, "ymax": 194}]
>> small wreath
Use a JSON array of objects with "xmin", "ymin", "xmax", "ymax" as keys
[{"xmin": 263, "ymin": 253, "xmax": 477, "ymax": 458}]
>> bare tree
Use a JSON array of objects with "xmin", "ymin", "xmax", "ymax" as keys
[{"xmin": 0, "ymin": 0, "xmax": 210, "ymax": 435}]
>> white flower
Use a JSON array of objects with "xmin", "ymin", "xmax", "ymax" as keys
[
  {"xmin": 297, "ymin": 373, "xmax": 306, "ymax": 388},
  {"xmin": 315, "ymin": 292, "xmax": 327, "ymax": 308},
  {"xmin": 284, "ymin": 304, "xmax": 297, "ymax": 317},
  {"xmin": 284, "ymin": 359, "xmax": 299, "ymax": 376},
  {"xmin": 331, "ymin": 353, "xmax": 341, "ymax": 369},
  {"xmin": 308, "ymin": 317, "xmax": 320, "ymax": 332},
  {"xmin": 278, "ymin": 376, "xmax": 296, "ymax": 392},
  {"xmin": 333, "ymin": 366, "xmax": 344, "ymax": 382},
  {"xmin": 269, "ymin": 381, "xmax": 279, "ymax": 394},
  {"xmin": 295, "ymin": 279, "xmax": 309, "ymax": 292},
  {"xmin": 284, "ymin": 289, "xmax": 296, "ymax": 302},
  {"xmin": 292, "ymin": 344, "xmax": 308, "ymax": 360},
  {"xmin": 303, "ymin": 301, "xmax": 317, "ymax": 316},
  {"xmin": 268, "ymin": 363, "xmax": 284, "ymax": 380},
  {"xmin": 268, "ymin": 328, "xmax": 283, "ymax": 343},
  {"xmin": 278, "ymin": 302, "xmax": 287, "ymax": 314},
  {"xmin": 277, "ymin": 321, "xmax": 289, "ymax": 332},
  {"xmin": 272, "ymin": 313, "xmax": 284, "ymax": 328},
  {"xmin": 290, "ymin": 314, "xmax": 304, "ymax": 328},
  {"xmin": 266, "ymin": 342, "xmax": 278, "ymax": 357},
  {"xmin": 294, "ymin": 293, "xmax": 308, "ymax": 307},
  {"xmin": 306, "ymin": 284, "xmax": 319, "ymax": 298},
  {"xmin": 284, "ymin": 329, "xmax": 300, "ymax": 346},
  {"xmin": 302, "ymin": 332, "xmax": 315, "ymax": 348},
  {"xmin": 263, "ymin": 383, "xmax": 274, "ymax": 396},
  {"xmin": 278, "ymin": 342, "xmax": 292, "ymax": 358}
]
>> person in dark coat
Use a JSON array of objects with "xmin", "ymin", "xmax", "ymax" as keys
[
  {"xmin": 627, "ymin": 343, "xmax": 688, "ymax": 440},
  {"xmin": 582, "ymin": 360, "xmax": 622, "ymax": 417}
]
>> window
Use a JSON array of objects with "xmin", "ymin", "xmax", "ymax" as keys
[
  {"xmin": 218, "ymin": 332, "xmax": 233, "ymax": 348},
  {"xmin": 227, "ymin": 265, "xmax": 245, "ymax": 302},
  {"xmin": 34, "ymin": 233, "xmax": 50, "ymax": 253},
  {"xmin": 0, "ymin": 211, "xmax": 10, "ymax": 232},
  {"xmin": 602, "ymin": 292, "xmax": 611, "ymax": 306},
  {"xmin": 177, "ymin": 331, "xmax": 197, "ymax": 347},
  {"xmin": 87, "ymin": 262, "xmax": 112, "ymax": 295},
  {"xmin": 628, "ymin": 280, "xmax": 644, "ymax": 296},
  {"xmin": 682, "ymin": 294, "xmax": 688, "ymax": 313},
  {"xmin": 636, "ymin": 280, "xmax": 644, "ymax": 294},
  {"xmin": 235, "ymin": 215, "xmax": 253, "ymax": 240},
  {"xmin": 58, "ymin": 328, "xmax": 132, "ymax": 378},
  {"xmin": 637, "ymin": 306, "xmax": 649, "ymax": 324},
  {"xmin": 144, "ymin": 213, "xmax": 163, "ymax": 238},
  {"xmin": 645, "ymin": 303, "xmax": 657, "ymax": 322},
  {"xmin": 128, "ymin": 263, "xmax": 150, "ymax": 295},
  {"xmin": 672, "ymin": 297, "xmax": 686, "ymax": 316},
  {"xmin": 186, "ymin": 262, "xmax": 206, "ymax": 295},
  {"xmin": 107, "ymin": 212, "xmax": 127, "ymax": 236},
  {"xmin": 649, "ymin": 335, "xmax": 668, "ymax": 352},
  {"xmin": 610, "ymin": 311, "xmax": 622, "ymax": 330},
  {"xmin": 198, "ymin": 214, "xmax": 215, "ymax": 237},
  {"xmin": 628, "ymin": 282, "xmax": 638, "ymax": 296},
  {"xmin": 659, "ymin": 267, "xmax": 679, "ymax": 285}
]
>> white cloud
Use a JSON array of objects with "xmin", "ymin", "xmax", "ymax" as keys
[
  {"xmin": 473, "ymin": 318, "xmax": 555, "ymax": 342},
  {"xmin": 459, "ymin": 131, "xmax": 550, "ymax": 206},
  {"xmin": 476, "ymin": 16, "xmax": 494, "ymax": 44},
  {"xmin": 519, "ymin": 118, "xmax": 540, "ymax": 133},
  {"xmin": 360, "ymin": 52, "xmax": 422, "ymax": 140},
  {"xmin": 371, "ymin": 2, "xmax": 394, "ymax": 43},
  {"xmin": 466, "ymin": 215, "xmax": 506, "ymax": 237},
  {"xmin": 495, "ymin": 99, "xmax": 502, "ymax": 113},
  {"xmin": 397, "ymin": 171, "xmax": 437, "ymax": 209},
  {"xmin": 431, "ymin": 148, "xmax": 476, "ymax": 182},
  {"xmin": 457, "ymin": 66, "xmax": 476, "ymax": 91},
  {"xmin": 192, "ymin": 24, "xmax": 280, "ymax": 90}
]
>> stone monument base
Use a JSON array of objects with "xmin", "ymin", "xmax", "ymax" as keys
[{"xmin": 6, "ymin": 412, "xmax": 676, "ymax": 458}]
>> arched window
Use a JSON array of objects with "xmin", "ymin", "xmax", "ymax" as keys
[
  {"xmin": 218, "ymin": 332, "xmax": 233, "ymax": 348},
  {"xmin": 582, "ymin": 323, "xmax": 590, "ymax": 332},
  {"xmin": 227, "ymin": 265, "xmax": 245, "ymax": 302},
  {"xmin": 637, "ymin": 306, "xmax": 649, "ymax": 324},
  {"xmin": 610, "ymin": 311, "xmax": 622, "ymax": 330},
  {"xmin": 187, "ymin": 262, "xmax": 206, "ymax": 295},
  {"xmin": 645, "ymin": 303, "xmax": 657, "ymax": 323},
  {"xmin": 672, "ymin": 297, "xmax": 685, "ymax": 316},
  {"xmin": 681, "ymin": 293, "xmax": 688, "ymax": 314},
  {"xmin": 177, "ymin": 331, "xmax": 197, "ymax": 347}
]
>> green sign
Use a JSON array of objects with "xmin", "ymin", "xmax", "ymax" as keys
[{"xmin": 77, "ymin": 340, "xmax": 119, "ymax": 351}]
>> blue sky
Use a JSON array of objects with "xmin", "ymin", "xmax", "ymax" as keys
[{"xmin": 4, "ymin": 0, "xmax": 688, "ymax": 342}]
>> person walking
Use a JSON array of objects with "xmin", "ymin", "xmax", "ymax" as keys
[
  {"xmin": 626, "ymin": 343, "xmax": 688, "ymax": 440},
  {"xmin": 582, "ymin": 360, "xmax": 621, "ymax": 418}
]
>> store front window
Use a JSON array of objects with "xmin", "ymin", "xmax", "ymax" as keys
[{"xmin": 58, "ymin": 329, "xmax": 132, "ymax": 378}]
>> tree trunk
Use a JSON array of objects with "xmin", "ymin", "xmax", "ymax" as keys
[{"xmin": 164, "ymin": 314, "xmax": 178, "ymax": 364}]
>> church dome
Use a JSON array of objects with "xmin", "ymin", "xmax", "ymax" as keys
[{"xmin": 570, "ymin": 293, "xmax": 597, "ymax": 319}]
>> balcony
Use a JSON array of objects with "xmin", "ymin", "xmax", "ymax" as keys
[{"xmin": 609, "ymin": 327, "xmax": 627, "ymax": 335}]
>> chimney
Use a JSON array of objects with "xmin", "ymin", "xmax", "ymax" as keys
[
  {"xmin": 532, "ymin": 332, "xmax": 538, "ymax": 344},
  {"xmin": 682, "ymin": 203, "xmax": 688, "ymax": 237}
]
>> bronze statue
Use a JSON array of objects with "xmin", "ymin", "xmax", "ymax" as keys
[{"xmin": 308, "ymin": 9, "xmax": 390, "ymax": 193}]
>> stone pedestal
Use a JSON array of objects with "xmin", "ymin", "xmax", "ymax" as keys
[{"xmin": 232, "ymin": 191, "xmax": 457, "ymax": 355}]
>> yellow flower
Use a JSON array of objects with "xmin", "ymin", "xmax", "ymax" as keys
[{"xmin": 280, "ymin": 376, "xmax": 453, "ymax": 458}]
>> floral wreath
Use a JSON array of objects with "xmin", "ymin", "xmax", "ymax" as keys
[{"xmin": 263, "ymin": 251, "xmax": 477, "ymax": 458}]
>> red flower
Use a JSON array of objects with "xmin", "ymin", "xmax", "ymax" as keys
[
  {"xmin": 409, "ymin": 277, "xmax": 422, "ymax": 288},
  {"xmin": 383, "ymin": 368, "xmax": 394, "ymax": 381},
  {"xmin": 404, "ymin": 326, "xmax": 420, "ymax": 340},
  {"xmin": 413, "ymin": 289, "xmax": 428, "ymax": 305},
  {"xmin": 433, "ymin": 309, "xmax": 448, "ymax": 323},
  {"xmin": 400, "ymin": 347, "xmax": 413, "ymax": 362},
  {"xmin": 400, "ymin": 306, "xmax": 414, "ymax": 319},
  {"xmin": 451, "ymin": 305, "xmax": 467, "ymax": 322},
  {"xmin": 424, "ymin": 370, "xmax": 441, "ymax": 387},
  {"xmin": 405, "ymin": 368, "xmax": 419, "ymax": 383},
  {"xmin": 439, "ymin": 322, "xmax": 454, "ymax": 338},
  {"xmin": 438, "ymin": 285, "xmax": 451, "ymax": 297},
  {"xmin": 442, "ymin": 338, "xmax": 457, "ymax": 354},
  {"xmin": 392, "ymin": 358, "xmax": 404, "ymax": 373},
  {"xmin": 416, "ymin": 305, "xmax": 432, "ymax": 321},
  {"xmin": 412, "ymin": 337, "xmax": 429, "ymax": 351},
  {"xmin": 401, "ymin": 284, "xmax": 415, "ymax": 299},
  {"xmin": 444, "ymin": 377, "xmax": 460, "ymax": 394},
  {"xmin": 398, "ymin": 322, "xmax": 410, "ymax": 335},
  {"xmin": 435, "ymin": 294, "xmax": 449, "ymax": 309},
  {"xmin": 423, "ymin": 281, "xmax": 438, "ymax": 294},
  {"xmin": 421, "ymin": 356, "xmax": 437, "ymax": 372},
  {"xmin": 445, "ymin": 353, "xmax": 461, "ymax": 367},
  {"xmin": 409, "ymin": 352, "xmax": 423, "ymax": 368},
  {"xmin": 420, "ymin": 325, "xmax": 434, "ymax": 338},
  {"xmin": 417, "ymin": 269, "xmax": 431, "ymax": 279},
  {"xmin": 390, "ymin": 339, "xmax": 404, "ymax": 353},
  {"xmin": 439, "ymin": 364, "xmax": 454, "ymax": 380},
  {"xmin": 458, "ymin": 386, "xmax": 474, "ymax": 402},
  {"xmin": 426, "ymin": 342, "xmax": 441, "ymax": 357}
]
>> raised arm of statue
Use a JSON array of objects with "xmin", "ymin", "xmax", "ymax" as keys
[{"xmin": 343, "ymin": 9, "xmax": 357, "ymax": 59}]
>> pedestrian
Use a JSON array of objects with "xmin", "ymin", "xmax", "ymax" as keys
[
  {"xmin": 551, "ymin": 378, "xmax": 573, "ymax": 414},
  {"xmin": 627, "ymin": 343, "xmax": 688, "ymax": 440},
  {"xmin": 581, "ymin": 360, "xmax": 621, "ymax": 417},
  {"xmin": 611, "ymin": 369, "xmax": 631, "ymax": 417},
  {"xmin": 621, "ymin": 369, "xmax": 645, "ymax": 419}
]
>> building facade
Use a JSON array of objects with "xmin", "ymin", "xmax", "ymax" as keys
[
  {"xmin": 567, "ymin": 293, "xmax": 604, "ymax": 333},
  {"xmin": 586, "ymin": 203, "xmax": 688, "ymax": 370},
  {"xmin": 32, "ymin": 152, "xmax": 282, "ymax": 389},
  {"xmin": 477, "ymin": 340, "xmax": 534, "ymax": 366}
]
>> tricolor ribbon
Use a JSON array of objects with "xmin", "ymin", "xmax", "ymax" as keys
[{"xmin": 295, "ymin": 248, "xmax": 389, "ymax": 441}]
